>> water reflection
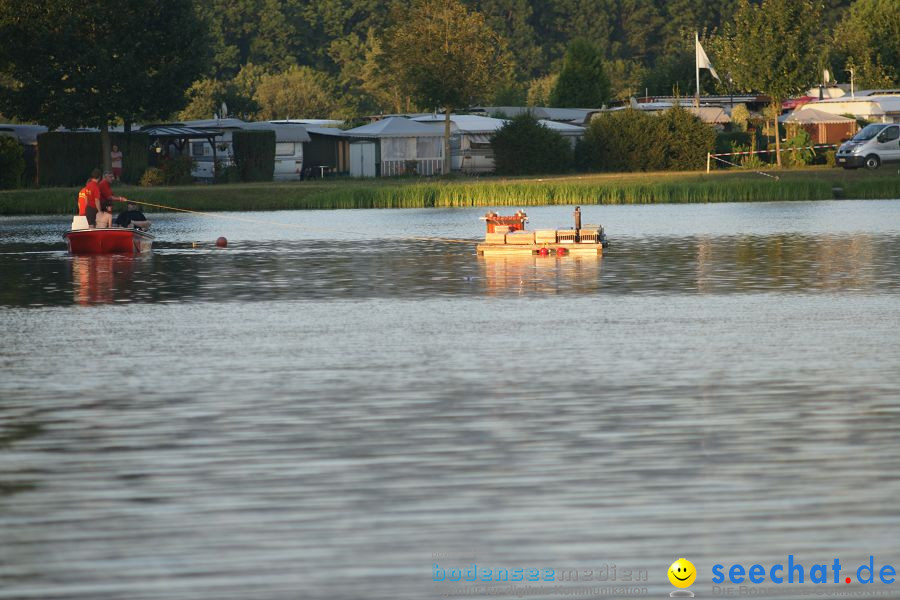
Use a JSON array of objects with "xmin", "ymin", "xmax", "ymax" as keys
[
  {"xmin": 71, "ymin": 255, "xmax": 138, "ymax": 305},
  {"xmin": 0, "ymin": 233, "xmax": 898, "ymax": 307},
  {"xmin": 2, "ymin": 206, "xmax": 900, "ymax": 600},
  {"xmin": 480, "ymin": 254, "xmax": 604, "ymax": 295}
]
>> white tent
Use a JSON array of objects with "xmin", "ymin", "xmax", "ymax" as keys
[
  {"xmin": 779, "ymin": 108, "xmax": 857, "ymax": 125},
  {"xmin": 800, "ymin": 95, "xmax": 900, "ymax": 123},
  {"xmin": 344, "ymin": 117, "xmax": 444, "ymax": 176}
]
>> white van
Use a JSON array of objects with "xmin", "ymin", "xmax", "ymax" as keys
[{"xmin": 836, "ymin": 123, "xmax": 900, "ymax": 169}]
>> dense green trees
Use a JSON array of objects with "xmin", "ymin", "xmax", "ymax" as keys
[
  {"xmin": 0, "ymin": 0, "xmax": 889, "ymax": 129},
  {"xmin": 832, "ymin": 0, "xmax": 900, "ymax": 89},
  {"xmin": 0, "ymin": 0, "xmax": 207, "ymax": 171},
  {"xmin": 550, "ymin": 40, "xmax": 611, "ymax": 108}
]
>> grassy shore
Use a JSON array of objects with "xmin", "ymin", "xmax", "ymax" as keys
[{"xmin": 1, "ymin": 167, "xmax": 898, "ymax": 215}]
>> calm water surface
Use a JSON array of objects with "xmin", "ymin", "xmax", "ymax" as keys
[{"xmin": 2, "ymin": 200, "xmax": 900, "ymax": 599}]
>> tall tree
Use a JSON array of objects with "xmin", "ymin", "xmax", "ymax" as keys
[
  {"xmin": 532, "ymin": 0, "xmax": 616, "ymax": 69},
  {"xmin": 714, "ymin": 0, "xmax": 823, "ymax": 166},
  {"xmin": 473, "ymin": 0, "xmax": 543, "ymax": 81},
  {"xmin": 253, "ymin": 66, "xmax": 337, "ymax": 120},
  {"xmin": 196, "ymin": 0, "xmax": 297, "ymax": 78},
  {"xmin": 550, "ymin": 39, "xmax": 611, "ymax": 107},
  {"xmin": 832, "ymin": 0, "xmax": 899, "ymax": 88},
  {"xmin": 0, "ymin": 0, "xmax": 208, "ymax": 172},
  {"xmin": 384, "ymin": 0, "xmax": 510, "ymax": 174}
]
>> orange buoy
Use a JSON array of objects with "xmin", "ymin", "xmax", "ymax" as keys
[
  {"xmin": 216, "ymin": 236, "xmax": 228, "ymax": 248},
  {"xmin": 556, "ymin": 247, "xmax": 567, "ymax": 256},
  {"xmin": 539, "ymin": 247, "xmax": 549, "ymax": 256}
]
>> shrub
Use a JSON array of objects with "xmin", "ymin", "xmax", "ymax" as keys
[
  {"xmin": 490, "ymin": 112, "xmax": 573, "ymax": 175},
  {"xmin": 160, "ymin": 155, "xmax": 194, "ymax": 185},
  {"xmin": 215, "ymin": 161, "xmax": 241, "ymax": 184},
  {"xmin": 0, "ymin": 136, "xmax": 25, "ymax": 189},
  {"xmin": 139, "ymin": 167, "xmax": 165, "ymax": 187},
  {"xmin": 658, "ymin": 105, "xmax": 717, "ymax": 170},
  {"xmin": 782, "ymin": 127, "xmax": 814, "ymax": 168},
  {"xmin": 232, "ymin": 130, "xmax": 275, "ymax": 182},
  {"xmin": 715, "ymin": 131, "xmax": 753, "ymax": 155},
  {"xmin": 824, "ymin": 150, "xmax": 837, "ymax": 167},
  {"xmin": 730, "ymin": 103, "xmax": 750, "ymax": 131},
  {"xmin": 580, "ymin": 109, "xmax": 666, "ymax": 172},
  {"xmin": 579, "ymin": 106, "xmax": 716, "ymax": 172}
]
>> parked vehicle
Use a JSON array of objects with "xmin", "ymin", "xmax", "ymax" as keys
[{"xmin": 836, "ymin": 123, "xmax": 900, "ymax": 169}]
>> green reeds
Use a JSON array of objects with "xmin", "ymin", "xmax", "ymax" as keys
[{"xmin": 2, "ymin": 169, "xmax": 897, "ymax": 215}]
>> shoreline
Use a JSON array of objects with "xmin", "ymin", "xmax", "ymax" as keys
[{"xmin": 1, "ymin": 168, "xmax": 898, "ymax": 215}]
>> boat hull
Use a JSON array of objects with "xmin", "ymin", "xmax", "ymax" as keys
[{"xmin": 63, "ymin": 228, "xmax": 154, "ymax": 255}]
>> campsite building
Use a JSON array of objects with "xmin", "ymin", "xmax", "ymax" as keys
[
  {"xmin": 796, "ymin": 95, "xmax": 900, "ymax": 124},
  {"xmin": 343, "ymin": 117, "xmax": 444, "ymax": 177},
  {"xmin": 779, "ymin": 108, "xmax": 858, "ymax": 144}
]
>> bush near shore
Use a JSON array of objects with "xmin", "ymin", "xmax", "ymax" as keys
[{"xmin": 1, "ymin": 168, "xmax": 898, "ymax": 216}]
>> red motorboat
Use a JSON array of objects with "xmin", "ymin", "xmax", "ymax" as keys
[{"xmin": 64, "ymin": 227, "xmax": 154, "ymax": 254}]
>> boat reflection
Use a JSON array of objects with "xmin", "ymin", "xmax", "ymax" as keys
[
  {"xmin": 479, "ymin": 254, "xmax": 603, "ymax": 295},
  {"xmin": 71, "ymin": 255, "xmax": 138, "ymax": 305}
]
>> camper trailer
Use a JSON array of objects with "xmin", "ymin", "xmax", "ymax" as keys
[{"xmin": 184, "ymin": 119, "xmax": 310, "ymax": 181}]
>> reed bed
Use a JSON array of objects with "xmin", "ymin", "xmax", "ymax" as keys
[{"xmin": 2, "ymin": 169, "xmax": 897, "ymax": 215}]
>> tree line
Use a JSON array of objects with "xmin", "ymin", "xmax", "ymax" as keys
[{"xmin": 0, "ymin": 0, "xmax": 897, "ymax": 176}]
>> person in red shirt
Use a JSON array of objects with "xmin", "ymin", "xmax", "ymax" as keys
[
  {"xmin": 96, "ymin": 171, "xmax": 125, "ymax": 228},
  {"xmin": 77, "ymin": 169, "xmax": 102, "ymax": 227}
]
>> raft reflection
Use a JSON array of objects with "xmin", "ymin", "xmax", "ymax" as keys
[{"xmin": 479, "ymin": 254, "xmax": 604, "ymax": 295}]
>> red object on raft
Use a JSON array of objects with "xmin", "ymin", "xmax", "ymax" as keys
[
  {"xmin": 482, "ymin": 210, "xmax": 527, "ymax": 233},
  {"xmin": 63, "ymin": 228, "xmax": 154, "ymax": 254}
]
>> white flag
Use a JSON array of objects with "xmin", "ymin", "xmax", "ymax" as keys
[
  {"xmin": 696, "ymin": 39, "xmax": 720, "ymax": 81},
  {"xmin": 824, "ymin": 69, "xmax": 831, "ymax": 84}
]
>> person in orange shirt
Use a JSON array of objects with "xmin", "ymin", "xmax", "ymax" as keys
[{"xmin": 77, "ymin": 169, "xmax": 102, "ymax": 227}]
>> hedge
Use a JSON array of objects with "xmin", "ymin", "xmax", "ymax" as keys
[
  {"xmin": 579, "ymin": 106, "xmax": 716, "ymax": 172},
  {"xmin": 232, "ymin": 130, "xmax": 275, "ymax": 182},
  {"xmin": 490, "ymin": 112, "xmax": 573, "ymax": 175},
  {"xmin": 37, "ymin": 131, "xmax": 149, "ymax": 187},
  {"xmin": 0, "ymin": 136, "xmax": 25, "ymax": 189}
]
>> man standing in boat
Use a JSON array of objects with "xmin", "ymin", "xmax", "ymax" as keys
[
  {"xmin": 77, "ymin": 169, "xmax": 102, "ymax": 228},
  {"xmin": 95, "ymin": 172, "xmax": 124, "ymax": 228}
]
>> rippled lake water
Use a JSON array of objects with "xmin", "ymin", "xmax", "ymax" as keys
[{"xmin": 2, "ymin": 200, "xmax": 900, "ymax": 600}]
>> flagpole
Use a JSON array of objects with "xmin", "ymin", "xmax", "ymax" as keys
[{"xmin": 695, "ymin": 31, "xmax": 701, "ymax": 108}]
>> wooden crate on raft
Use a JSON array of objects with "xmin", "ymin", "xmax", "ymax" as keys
[
  {"xmin": 505, "ymin": 232, "xmax": 536, "ymax": 244},
  {"xmin": 534, "ymin": 230, "xmax": 557, "ymax": 244},
  {"xmin": 556, "ymin": 230, "xmax": 577, "ymax": 243},
  {"xmin": 579, "ymin": 228, "xmax": 601, "ymax": 243}
]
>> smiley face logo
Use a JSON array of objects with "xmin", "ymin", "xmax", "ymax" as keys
[{"xmin": 668, "ymin": 558, "xmax": 697, "ymax": 588}]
